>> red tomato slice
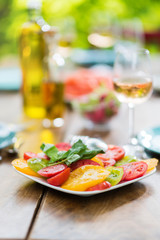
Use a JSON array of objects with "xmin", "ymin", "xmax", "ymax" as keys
[
  {"xmin": 101, "ymin": 158, "xmax": 116, "ymax": 167},
  {"xmin": 97, "ymin": 145, "xmax": 125, "ymax": 162},
  {"xmin": 55, "ymin": 142, "xmax": 71, "ymax": 151},
  {"xmin": 24, "ymin": 152, "xmax": 37, "ymax": 160},
  {"xmin": 37, "ymin": 152, "xmax": 50, "ymax": 160},
  {"xmin": 24, "ymin": 152, "xmax": 49, "ymax": 160},
  {"xmin": 120, "ymin": 170, "xmax": 127, "ymax": 182},
  {"xmin": 70, "ymin": 159, "xmax": 100, "ymax": 171},
  {"xmin": 86, "ymin": 181, "xmax": 112, "ymax": 191},
  {"xmin": 47, "ymin": 168, "xmax": 70, "ymax": 186},
  {"xmin": 120, "ymin": 161, "xmax": 148, "ymax": 181},
  {"xmin": 38, "ymin": 164, "xmax": 67, "ymax": 178}
]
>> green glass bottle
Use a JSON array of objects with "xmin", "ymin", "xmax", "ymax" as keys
[{"xmin": 19, "ymin": 0, "xmax": 46, "ymax": 118}]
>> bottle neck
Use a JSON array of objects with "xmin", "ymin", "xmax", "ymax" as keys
[{"xmin": 28, "ymin": 8, "xmax": 41, "ymax": 22}]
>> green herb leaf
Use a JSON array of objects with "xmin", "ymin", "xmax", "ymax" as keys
[
  {"xmin": 68, "ymin": 139, "xmax": 87, "ymax": 153},
  {"xmin": 40, "ymin": 139, "xmax": 105, "ymax": 167},
  {"xmin": 48, "ymin": 151, "xmax": 68, "ymax": 164},
  {"xmin": 65, "ymin": 154, "xmax": 81, "ymax": 166},
  {"xmin": 82, "ymin": 149, "xmax": 105, "ymax": 159},
  {"xmin": 40, "ymin": 143, "xmax": 58, "ymax": 160},
  {"xmin": 57, "ymin": 151, "xmax": 68, "ymax": 160}
]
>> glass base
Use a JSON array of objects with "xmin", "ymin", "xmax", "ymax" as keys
[{"xmin": 123, "ymin": 143, "xmax": 148, "ymax": 159}]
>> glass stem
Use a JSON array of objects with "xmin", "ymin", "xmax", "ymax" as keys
[{"xmin": 128, "ymin": 103, "xmax": 135, "ymax": 145}]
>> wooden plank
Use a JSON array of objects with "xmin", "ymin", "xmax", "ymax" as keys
[
  {"xmin": 0, "ymin": 156, "xmax": 44, "ymax": 240},
  {"xmin": 0, "ymin": 92, "xmax": 66, "ymax": 239},
  {"xmin": 29, "ymin": 167, "xmax": 160, "ymax": 240},
  {"xmin": 0, "ymin": 122, "xmax": 66, "ymax": 239},
  {"xmin": 0, "ymin": 92, "xmax": 43, "ymax": 239},
  {"xmin": 29, "ymin": 94, "xmax": 160, "ymax": 240}
]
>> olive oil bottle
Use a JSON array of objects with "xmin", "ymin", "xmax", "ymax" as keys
[
  {"xmin": 19, "ymin": 1, "xmax": 46, "ymax": 118},
  {"xmin": 20, "ymin": 1, "xmax": 65, "ymax": 123}
]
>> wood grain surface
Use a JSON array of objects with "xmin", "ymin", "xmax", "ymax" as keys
[
  {"xmin": 29, "ymin": 167, "xmax": 160, "ymax": 240},
  {"xmin": 0, "ymin": 93, "xmax": 64, "ymax": 239},
  {"xmin": 29, "ymin": 93, "xmax": 160, "ymax": 240},
  {"xmin": 0, "ymin": 93, "xmax": 44, "ymax": 240},
  {"xmin": 0, "ymin": 154, "xmax": 44, "ymax": 240},
  {"xmin": 1, "ymin": 92, "xmax": 160, "ymax": 240}
]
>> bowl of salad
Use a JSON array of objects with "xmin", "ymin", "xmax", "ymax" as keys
[
  {"xmin": 65, "ymin": 67, "xmax": 120, "ymax": 131},
  {"xmin": 72, "ymin": 86, "xmax": 120, "ymax": 131},
  {"xmin": 65, "ymin": 66, "xmax": 114, "ymax": 101}
]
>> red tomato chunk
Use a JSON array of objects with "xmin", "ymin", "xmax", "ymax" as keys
[
  {"xmin": 55, "ymin": 142, "xmax": 71, "ymax": 151},
  {"xmin": 101, "ymin": 158, "xmax": 116, "ymax": 167},
  {"xmin": 38, "ymin": 164, "xmax": 67, "ymax": 178},
  {"xmin": 70, "ymin": 159, "xmax": 100, "ymax": 171},
  {"xmin": 97, "ymin": 145, "xmax": 125, "ymax": 162},
  {"xmin": 86, "ymin": 181, "xmax": 111, "ymax": 191},
  {"xmin": 120, "ymin": 161, "xmax": 148, "ymax": 181},
  {"xmin": 37, "ymin": 152, "xmax": 50, "ymax": 160},
  {"xmin": 24, "ymin": 152, "xmax": 49, "ymax": 160},
  {"xmin": 47, "ymin": 168, "xmax": 70, "ymax": 186},
  {"xmin": 24, "ymin": 152, "xmax": 37, "ymax": 160}
]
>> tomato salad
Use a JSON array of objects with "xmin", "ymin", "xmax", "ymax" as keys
[{"xmin": 12, "ymin": 141, "xmax": 158, "ymax": 192}]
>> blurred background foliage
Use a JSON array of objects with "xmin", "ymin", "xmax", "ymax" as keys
[{"xmin": 1, "ymin": 0, "xmax": 160, "ymax": 58}]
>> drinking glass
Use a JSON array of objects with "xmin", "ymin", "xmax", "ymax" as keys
[{"xmin": 113, "ymin": 47, "xmax": 153, "ymax": 156}]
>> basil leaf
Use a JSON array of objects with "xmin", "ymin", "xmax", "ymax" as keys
[
  {"xmin": 68, "ymin": 140, "xmax": 87, "ymax": 154},
  {"xmin": 40, "ymin": 143, "xmax": 58, "ymax": 160},
  {"xmin": 65, "ymin": 154, "xmax": 81, "ymax": 166},
  {"xmin": 48, "ymin": 151, "xmax": 68, "ymax": 164},
  {"xmin": 57, "ymin": 151, "xmax": 68, "ymax": 160},
  {"xmin": 71, "ymin": 139, "xmax": 87, "ymax": 150},
  {"xmin": 27, "ymin": 158, "xmax": 48, "ymax": 172},
  {"xmin": 66, "ymin": 140, "xmax": 86, "ymax": 159},
  {"xmin": 40, "ymin": 140, "xmax": 105, "ymax": 167},
  {"xmin": 82, "ymin": 149, "xmax": 105, "ymax": 159}
]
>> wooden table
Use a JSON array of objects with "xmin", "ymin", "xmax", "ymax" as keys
[{"xmin": 1, "ymin": 91, "xmax": 160, "ymax": 240}]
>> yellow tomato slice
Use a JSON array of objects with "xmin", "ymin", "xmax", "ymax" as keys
[
  {"xmin": 12, "ymin": 159, "xmax": 40, "ymax": 177},
  {"xmin": 141, "ymin": 158, "xmax": 158, "ymax": 172},
  {"xmin": 61, "ymin": 165, "xmax": 110, "ymax": 191},
  {"xmin": 91, "ymin": 156, "xmax": 104, "ymax": 167}
]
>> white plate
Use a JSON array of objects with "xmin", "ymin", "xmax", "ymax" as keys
[{"xmin": 13, "ymin": 167, "xmax": 156, "ymax": 197}]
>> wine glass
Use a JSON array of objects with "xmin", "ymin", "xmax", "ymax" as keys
[{"xmin": 113, "ymin": 47, "xmax": 153, "ymax": 157}]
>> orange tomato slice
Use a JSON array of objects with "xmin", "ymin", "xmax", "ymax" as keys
[
  {"xmin": 61, "ymin": 165, "xmax": 110, "ymax": 191},
  {"xmin": 12, "ymin": 159, "xmax": 40, "ymax": 177},
  {"xmin": 141, "ymin": 158, "xmax": 158, "ymax": 172},
  {"xmin": 91, "ymin": 156, "xmax": 104, "ymax": 167}
]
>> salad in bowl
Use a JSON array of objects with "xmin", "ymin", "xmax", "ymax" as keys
[
  {"xmin": 72, "ymin": 86, "xmax": 120, "ymax": 129},
  {"xmin": 65, "ymin": 68, "xmax": 120, "ymax": 130}
]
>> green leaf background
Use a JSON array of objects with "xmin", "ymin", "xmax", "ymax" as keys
[{"xmin": 0, "ymin": 0, "xmax": 160, "ymax": 58}]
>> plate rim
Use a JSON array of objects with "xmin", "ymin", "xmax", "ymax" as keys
[
  {"xmin": 13, "ymin": 167, "xmax": 156, "ymax": 197},
  {"xmin": 137, "ymin": 125, "xmax": 160, "ymax": 155}
]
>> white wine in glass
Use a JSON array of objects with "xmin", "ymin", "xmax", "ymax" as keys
[{"xmin": 113, "ymin": 48, "xmax": 153, "ymax": 157}]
